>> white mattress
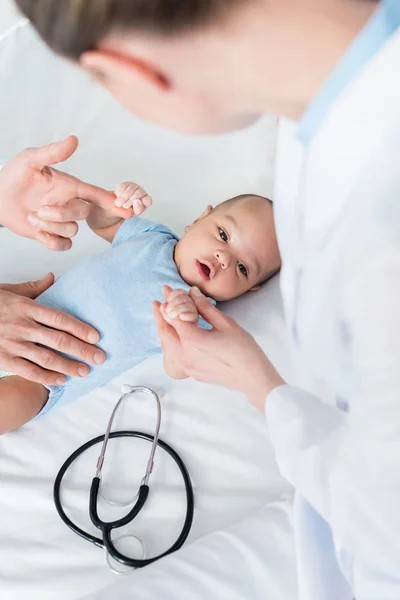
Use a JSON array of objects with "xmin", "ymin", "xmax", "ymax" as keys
[{"xmin": 0, "ymin": 22, "xmax": 311, "ymax": 600}]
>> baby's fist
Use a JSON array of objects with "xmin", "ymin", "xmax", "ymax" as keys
[
  {"xmin": 161, "ymin": 286, "xmax": 199, "ymax": 323},
  {"xmin": 114, "ymin": 181, "xmax": 152, "ymax": 215}
]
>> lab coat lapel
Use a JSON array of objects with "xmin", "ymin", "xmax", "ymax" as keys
[
  {"xmin": 287, "ymin": 29, "xmax": 400, "ymax": 600},
  {"xmin": 302, "ymin": 29, "xmax": 400, "ymax": 248}
]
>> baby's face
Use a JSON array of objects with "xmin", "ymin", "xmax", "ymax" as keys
[{"xmin": 174, "ymin": 197, "xmax": 281, "ymax": 302}]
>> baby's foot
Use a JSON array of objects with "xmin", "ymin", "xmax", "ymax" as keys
[
  {"xmin": 114, "ymin": 182, "xmax": 152, "ymax": 215},
  {"xmin": 161, "ymin": 286, "xmax": 199, "ymax": 323}
]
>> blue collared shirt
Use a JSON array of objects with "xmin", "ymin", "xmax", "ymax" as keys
[{"xmin": 298, "ymin": 0, "xmax": 400, "ymax": 145}]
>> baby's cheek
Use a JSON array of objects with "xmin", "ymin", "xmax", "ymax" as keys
[{"xmin": 215, "ymin": 274, "xmax": 244, "ymax": 301}]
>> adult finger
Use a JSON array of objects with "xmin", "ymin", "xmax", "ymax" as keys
[
  {"xmin": 189, "ymin": 287, "xmax": 232, "ymax": 331},
  {"xmin": 25, "ymin": 323, "xmax": 105, "ymax": 367},
  {"xmin": 0, "ymin": 272, "xmax": 54, "ymax": 299},
  {"xmin": 80, "ymin": 181, "xmax": 135, "ymax": 219},
  {"xmin": 77, "ymin": 179, "xmax": 127, "ymax": 214},
  {"xmin": 37, "ymin": 198, "xmax": 90, "ymax": 222},
  {"xmin": 35, "ymin": 231, "xmax": 73, "ymax": 252},
  {"xmin": 28, "ymin": 135, "xmax": 79, "ymax": 168},
  {"xmin": 4, "ymin": 356, "xmax": 66, "ymax": 386},
  {"xmin": 28, "ymin": 302, "xmax": 101, "ymax": 346},
  {"xmin": 28, "ymin": 214, "xmax": 79, "ymax": 238},
  {"xmin": 16, "ymin": 341, "xmax": 91, "ymax": 378}
]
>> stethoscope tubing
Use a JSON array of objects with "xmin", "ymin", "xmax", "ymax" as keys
[{"xmin": 53, "ymin": 430, "xmax": 194, "ymax": 567}]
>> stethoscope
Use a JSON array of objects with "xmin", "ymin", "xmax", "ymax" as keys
[{"xmin": 53, "ymin": 386, "xmax": 194, "ymax": 574}]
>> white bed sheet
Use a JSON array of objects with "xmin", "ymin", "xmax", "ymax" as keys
[{"xmin": 0, "ymin": 23, "xmax": 310, "ymax": 600}]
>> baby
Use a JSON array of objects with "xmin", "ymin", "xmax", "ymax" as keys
[{"xmin": 0, "ymin": 183, "xmax": 280, "ymax": 434}]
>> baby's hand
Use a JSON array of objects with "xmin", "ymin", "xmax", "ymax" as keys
[
  {"xmin": 114, "ymin": 181, "xmax": 152, "ymax": 215},
  {"xmin": 161, "ymin": 286, "xmax": 199, "ymax": 324}
]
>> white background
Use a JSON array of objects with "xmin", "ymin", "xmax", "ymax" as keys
[{"xmin": 0, "ymin": 0, "xmax": 20, "ymax": 36}]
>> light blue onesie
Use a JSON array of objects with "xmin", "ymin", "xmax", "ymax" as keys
[{"xmin": 33, "ymin": 217, "xmax": 210, "ymax": 417}]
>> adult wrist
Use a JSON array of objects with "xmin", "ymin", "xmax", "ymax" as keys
[{"xmin": 246, "ymin": 363, "xmax": 286, "ymax": 414}]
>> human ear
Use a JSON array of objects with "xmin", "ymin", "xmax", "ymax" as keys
[
  {"xmin": 185, "ymin": 205, "xmax": 213, "ymax": 232},
  {"xmin": 80, "ymin": 49, "xmax": 170, "ymax": 91}
]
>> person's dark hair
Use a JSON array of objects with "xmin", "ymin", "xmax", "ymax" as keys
[{"xmin": 15, "ymin": 0, "xmax": 244, "ymax": 60}]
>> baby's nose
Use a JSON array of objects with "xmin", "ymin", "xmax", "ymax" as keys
[{"xmin": 214, "ymin": 250, "xmax": 231, "ymax": 269}]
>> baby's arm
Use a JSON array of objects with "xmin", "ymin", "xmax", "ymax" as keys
[
  {"xmin": 159, "ymin": 287, "xmax": 199, "ymax": 380},
  {"xmin": 0, "ymin": 375, "xmax": 48, "ymax": 434},
  {"xmin": 87, "ymin": 182, "xmax": 152, "ymax": 242}
]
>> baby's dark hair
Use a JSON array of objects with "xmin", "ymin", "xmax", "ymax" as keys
[{"xmin": 215, "ymin": 193, "xmax": 272, "ymax": 212}]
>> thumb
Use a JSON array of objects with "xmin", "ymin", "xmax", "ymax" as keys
[
  {"xmin": 189, "ymin": 287, "xmax": 231, "ymax": 331},
  {"xmin": 0, "ymin": 272, "xmax": 55, "ymax": 299},
  {"xmin": 29, "ymin": 136, "xmax": 79, "ymax": 168}
]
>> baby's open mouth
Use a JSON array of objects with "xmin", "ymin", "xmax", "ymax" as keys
[{"xmin": 196, "ymin": 260, "xmax": 211, "ymax": 280}]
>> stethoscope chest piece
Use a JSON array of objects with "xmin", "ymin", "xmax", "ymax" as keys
[{"xmin": 106, "ymin": 534, "xmax": 146, "ymax": 574}]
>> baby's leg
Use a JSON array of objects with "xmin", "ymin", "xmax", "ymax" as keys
[{"xmin": 0, "ymin": 376, "xmax": 48, "ymax": 435}]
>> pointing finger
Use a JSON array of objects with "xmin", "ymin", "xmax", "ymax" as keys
[{"xmin": 76, "ymin": 180, "xmax": 130, "ymax": 217}]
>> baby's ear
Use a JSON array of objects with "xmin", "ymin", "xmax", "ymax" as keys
[
  {"xmin": 185, "ymin": 205, "xmax": 213, "ymax": 231},
  {"xmin": 200, "ymin": 205, "xmax": 213, "ymax": 219}
]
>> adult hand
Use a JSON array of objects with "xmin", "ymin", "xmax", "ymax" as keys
[
  {"xmin": 153, "ymin": 286, "xmax": 285, "ymax": 412},
  {"xmin": 0, "ymin": 136, "xmax": 122, "ymax": 251},
  {"xmin": 0, "ymin": 274, "xmax": 105, "ymax": 386}
]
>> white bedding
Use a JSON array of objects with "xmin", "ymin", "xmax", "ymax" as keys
[{"xmin": 0, "ymin": 22, "xmax": 310, "ymax": 600}]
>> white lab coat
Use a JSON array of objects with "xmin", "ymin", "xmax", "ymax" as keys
[
  {"xmin": 268, "ymin": 28, "xmax": 400, "ymax": 600},
  {"xmin": 82, "ymin": 28, "xmax": 400, "ymax": 600}
]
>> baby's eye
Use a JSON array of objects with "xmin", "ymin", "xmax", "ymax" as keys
[
  {"xmin": 219, "ymin": 228, "xmax": 228, "ymax": 243},
  {"xmin": 238, "ymin": 262, "xmax": 248, "ymax": 277}
]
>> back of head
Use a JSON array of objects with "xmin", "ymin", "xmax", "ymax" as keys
[{"xmin": 15, "ymin": 0, "xmax": 244, "ymax": 59}]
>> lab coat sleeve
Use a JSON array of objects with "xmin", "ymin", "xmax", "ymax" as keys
[{"xmin": 266, "ymin": 257, "xmax": 400, "ymax": 581}]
